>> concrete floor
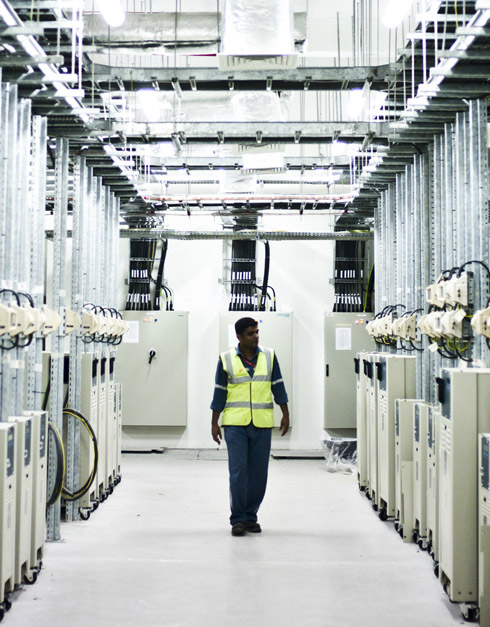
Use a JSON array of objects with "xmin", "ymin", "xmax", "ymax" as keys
[{"xmin": 6, "ymin": 453, "xmax": 465, "ymax": 627}]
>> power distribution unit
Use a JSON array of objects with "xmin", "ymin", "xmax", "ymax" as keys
[
  {"xmin": 395, "ymin": 399, "xmax": 420, "ymax": 542},
  {"xmin": 8, "ymin": 416, "xmax": 33, "ymax": 585},
  {"xmin": 115, "ymin": 382, "xmax": 122, "ymax": 478},
  {"xmin": 479, "ymin": 433, "xmax": 490, "ymax": 626},
  {"xmin": 0, "ymin": 423, "xmax": 16, "ymax": 604},
  {"xmin": 324, "ymin": 313, "xmax": 374, "ymax": 431},
  {"xmin": 97, "ymin": 352, "xmax": 108, "ymax": 495},
  {"xmin": 365, "ymin": 353, "xmax": 381, "ymax": 505},
  {"xmin": 437, "ymin": 368, "xmax": 490, "ymax": 603},
  {"xmin": 106, "ymin": 351, "xmax": 117, "ymax": 486},
  {"xmin": 354, "ymin": 351, "xmax": 376, "ymax": 489},
  {"xmin": 24, "ymin": 411, "xmax": 47, "ymax": 571},
  {"xmin": 219, "ymin": 312, "xmax": 293, "ymax": 428},
  {"xmin": 80, "ymin": 352, "xmax": 100, "ymax": 509},
  {"xmin": 413, "ymin": 402, "xmax": 429, "ymax": 545},
  {"xmin": 377, "ymin": 355, "xmax": 416, "ymax": 518},
  {"xmin": 119, "ymin": 312, "xmax": 188, "ymax": 427},
  {"xmin": 427, "ymin": 405, "xmax": 441, "ymax": 562}
]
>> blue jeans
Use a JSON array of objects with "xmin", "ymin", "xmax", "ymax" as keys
[{"xmin": 224, "ymin": 424, "xmax": 272, "ymax": 526}]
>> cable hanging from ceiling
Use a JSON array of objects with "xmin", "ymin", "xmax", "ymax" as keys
[{"xmin": 228, "ymin": 239, "xmax": 277, "ymax": 312}]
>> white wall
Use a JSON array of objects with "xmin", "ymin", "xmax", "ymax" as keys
[{"xmin": 119, "ymin": 215, "xmax": 335, "ymax": 450}]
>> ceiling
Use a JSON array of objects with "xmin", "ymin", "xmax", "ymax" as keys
[{"xmin": 0, "ymin": 0, "xmax": 489, "ymax": 231}]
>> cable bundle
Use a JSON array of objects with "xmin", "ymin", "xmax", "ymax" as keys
[
  {"xmin": 228, "ymin": 240, "xmax": 277, "ymax": 312},
  {"xmin": 333, "ymin": 240, "xmax": 372, "ymax": 313}
]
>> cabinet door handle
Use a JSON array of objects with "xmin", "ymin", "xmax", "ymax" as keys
[{"xmin": 326, "ymin": 364, "xmax": 329, "ymax": 377}]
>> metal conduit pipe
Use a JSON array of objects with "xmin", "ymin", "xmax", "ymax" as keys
[{"xmin": 119, "ymin": 229, "xmax": 372, "ymax": 241}]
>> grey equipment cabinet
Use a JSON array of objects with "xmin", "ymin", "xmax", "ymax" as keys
[
  {"xmin": 118, "ymin": 311, "xmax": 188, "ymax": 427},
  {"xmin": 324, "ymin": 312, "xmax": 374, "ymax": 433}
]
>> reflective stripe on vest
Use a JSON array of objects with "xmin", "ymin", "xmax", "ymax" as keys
[{"xmin": 220, "ymin": 347, "xmax": 274, "ymax": 428}]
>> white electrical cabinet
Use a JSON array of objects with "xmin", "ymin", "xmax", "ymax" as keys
[
  {"xmin": 8, "ymin": 416, "xmax": 32, "ymax": 585},
  {"xmin": 119, "ymin": 312, "xmax": 188, "ymax": 427},
  {"xmin": 0, "ymin": 423, "xmax": 16, "ymax": 605},
  {"xmin": 365, "ymin": 353, "xmax": 381, "ymax": 506},
  {"xmin": 80, "ymin": 352, "xmax": 100, "ymax": 509},
  {"xmin": 427, "ymin": 405, "xmax": 440, "ymax": 563},
  {"xmin": 106, "ymin": 351, "xmax": 117, "ymax": 486},
  {"xmin": 437, "ymin": 368, "xmax": 490, "ymax": 603},
  {"xmin": 24, "ymin": 411, "xmax": 47, "ymax": 571},
  {"xmin": 355, "ymin": 351, "xmax": 375, "ymax": 490},
  {"xmin": 219, "ymin": 312, "xmax": 293, "ymax": 428},
  {"xmin": 395, "ymin": 399, "xmax": 420, "ymax": 542},
  {"xmin": 479, "ymin": 433, "xmax": 490, "ymax": 626},
  {"xmin": 97, "ymin": 352, "xmax": 108, "ymax": 495},
  {"xmin": 115, "ymin": 382, "xmax": 122, "ymax": 478},
  {"xmin": 376, "ymin": 355, "xmax": 416, "ymax": 518},
  {"xmin": 324, "ymin": 313, "xmax": 374, "ymax": 431},
  {"xmin": 413, "ymin": 402, "xmax": 429, "ymax": 546}
]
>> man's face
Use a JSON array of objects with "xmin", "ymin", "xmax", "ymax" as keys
[{"xmin": 237, "ymin": 325, "xmax": 259, "ymax": 351}]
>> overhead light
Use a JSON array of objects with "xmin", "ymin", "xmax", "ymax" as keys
[
  {"xmin": 382, "ymin": 0, "xmax": 414, "ymax": 28},
  {"xmin": 97, "ymin": 0, "xmax": 125, "ymax": 28}
]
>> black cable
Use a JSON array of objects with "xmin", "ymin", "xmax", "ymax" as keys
[
  {"xmin": 257, "ymin": 241, "xmax": 269, "ymax": 311},
  {"xmin": 154, "ymin": 239, "xmax": 168, "ymax": 310},
  {"xmin": 458, "ymin": 260, "xmax": 490, "ymax": 279},
  {"xmin": 62, "ymin": 409, "xmax": 99, "ymax": 501},
  {"xmin": 46, "ymin": 422, "xmax": 64, "ymax": 507}
]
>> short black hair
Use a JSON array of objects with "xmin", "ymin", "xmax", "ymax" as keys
[{"xmin": 235, "ymin": 317, "xmax": 258, "ymax": 336}]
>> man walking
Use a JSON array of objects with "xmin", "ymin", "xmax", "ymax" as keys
[{"xmin": 211, "ymin": 317, "xmax": 290, "ymax": 536}]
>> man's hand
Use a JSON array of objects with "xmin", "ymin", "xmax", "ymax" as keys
[
  {"xmin": 212, "ymin": 422, "xmax": 222, "ymax": 445},
  {"xmin": 280, "ymin": 414, "xmax": 290, "ymax": 437}
]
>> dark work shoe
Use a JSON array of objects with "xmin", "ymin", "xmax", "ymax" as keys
[
  {"xmin": 231, "ymin": 522, "xmax": 247, "ymax": 536},
  {"xmin": 245, "ymin": 521, "xmax": 261, "ymax": 533}
]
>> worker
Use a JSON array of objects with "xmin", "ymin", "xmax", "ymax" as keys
[{"xmin": 211, "ymin": 316, "xmax": 290, "ymax": 536}]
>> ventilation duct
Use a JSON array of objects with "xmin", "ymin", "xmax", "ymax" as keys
[{"xmin": 218, "ymin": 0, "xmax": 299, "ymax": 70}]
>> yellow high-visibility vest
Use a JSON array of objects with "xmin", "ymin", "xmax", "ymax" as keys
[{"xmin": 220, "ymin": 347, "xmax": 274, "ymax": 428}]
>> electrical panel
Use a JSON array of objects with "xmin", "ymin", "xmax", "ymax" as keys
[
  {"xmin": 96, "ymin": 352, "xmax": 108, "ymax": 495},
  {"xmin": 219, "ymin": 312, "xmax": 293, "ymax": 428},
  {"xmin": 119, "ymin": 312, "xmax": 188, "ymax": 427},
  {"xmin": 324, "ymin": 313, "xmax": 374, "ymax": 431},
  {"xmin": 24, "ymin": 411, "xmax": 47, "ymax": 571},
  {"xmin": 8, "ymin": 416, "xmax": 32, "ymax": 585},
  {"xmin": 365, "ymin": 353, "xmax": 381, "ymax": 505},
  {"xmin": 479, "ymin": 433, "xmax": 490, "ymax": 626},
  {"xmin": 0, "ymin": 423, "xmax": 16, "ymax": 604},
  {"xmin": 437, "ymin": 368, "xmax": 490, "ymax": 603},
  {"xmin": 427, "ymin": 406, "xmax": 440, "ymax": 563},
  {"xmin": 80, "ymin": 352, "xmax": 100, "ymax": 509},
  {"xmin": 395, "ymin": 399, "xmax": 420, "ymax": 542},
  {"xmin": 106, "ymin": 351, "xmax": 117, "ymax": 486},
  {"xmin": 355, "ymin": 351, "xmax": 375, "ymax": 489},
  {"xmin": 115, "ymin": 382, "xmax": 122, "ymax": 478},
  {"xmin": 377, "ymin": 355, "xmax": 416, "ymax": 518},
  {"xmin": 413, "ymin": 402, "xmax": 429, "ymax": 544}
]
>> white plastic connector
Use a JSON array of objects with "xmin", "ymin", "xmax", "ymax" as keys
[
  {"xmin": 81, "ymin": 310, "xmax": 98, "ymax": 335},
  {"xmin": 65, "ymin": 309, "xmax": 81, "ymax": 335},
  {"xmin": 10, "ymin": 304, "xmax": 34, "ymax": 336},
  {"xmin": 446, "ymin": 272, "xmax": 469, "ymax": 307},
  {"xmin": 42, "ymin": 307, "xmax": 62, "ymax": 336},
  {"xmin": 441, "ymin": 309, "xmax": 466, "ymax": 339},
  {"xmin": 0, "ymin": 303, "xmax": 16, "ymax": 336},
  {"xmin": 25, "ymin": 307, "xmax": 47, "ymax": 335},
  {"xmin": 426, "ymin": 282, "xmax": 445, "ymax": 308},
  {"xmin": 471, "ymin": 306, "xmax": 490, "ymax": 338}
]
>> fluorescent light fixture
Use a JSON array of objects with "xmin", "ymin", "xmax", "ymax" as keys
[
  {"xmin": 242, "ymin": 152, "xmax": 284, "ymax": 171},
  {"xmin": 3, "ymin": 43, "xmax": 16, "ymax": 53},
  {"xmin": 383, "ymin": 0, "xmax": 414, "ymax": 28},
  {"xmin": 16, "ymin": 33, "xmax": 43, "ymax": 58},
  {"xmin": 97, "ymin": 0, "xmax": 125, "ymax": 28}
]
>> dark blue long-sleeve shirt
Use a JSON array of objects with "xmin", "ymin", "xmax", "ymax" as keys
[{"xmin": 210, "ymin": 344, "xmax": 288, "ymax": 412}]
